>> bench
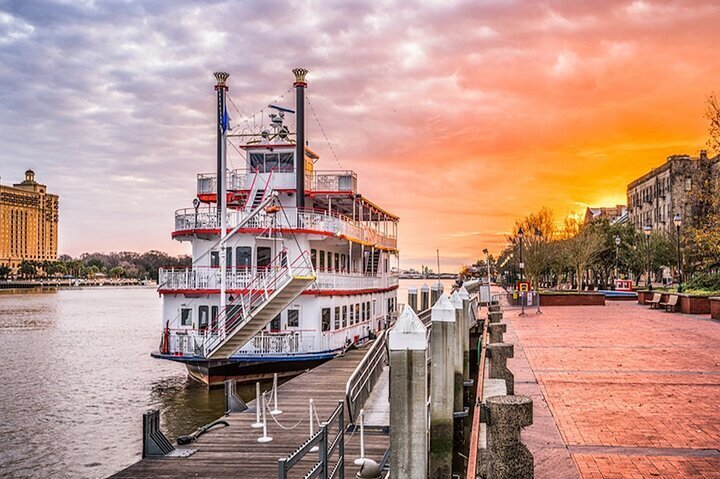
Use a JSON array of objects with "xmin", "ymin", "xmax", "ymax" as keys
[
  {"xmin": 660, "ymin": 294, "xmax": 679, "ymax": 312},
  {"xmin": 648, "ymin": 293, "xmax": 662, "ymax": 309}
]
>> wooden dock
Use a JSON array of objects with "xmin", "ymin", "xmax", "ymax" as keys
[{"xmin": 112, "ymin": 344, "xmax": 389, "ymax": 478}]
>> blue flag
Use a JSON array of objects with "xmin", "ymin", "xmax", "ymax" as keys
[{"xmin": 221, "ymin": 105, "xmax": 231, "ymax": 132}]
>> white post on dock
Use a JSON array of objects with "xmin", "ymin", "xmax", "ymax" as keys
[
  {"xmin": 252, "ymin": 382, "xmax": 263, "ymax": 428},
  {"xmin": 389, "ymin": 306, "xmax": 428, "ymax": 478},
  {"xmin": 353, "ymin": 408, "xmax": 366, "ymax": 465},
  {"xmin": 450, "ymin": 291, "xmax": 464, "ymax": 415},
  {"xmin": 309, "ymin": 399, "xmax": 319, "ymax": 452},
  {"xmin": 271, "ymin": 373, "xmax": 282, "ymax": 415},
  {"xmin": 458, "ymin": 285, "xmax": 471, "ymax": 382},
  {"xmin": 257, "ymin": 391, "xmax": 272, "ymax": 443}
]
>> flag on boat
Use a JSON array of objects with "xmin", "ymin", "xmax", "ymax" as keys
[{"xmin": 221, "ymin": 105, "xmax": 231, "ymax": 132}]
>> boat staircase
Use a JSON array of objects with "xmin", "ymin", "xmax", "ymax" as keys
[
  {"xmin": 366, "ymin": 248, "xmax": 381, "ymax": 275},
  {"xmin": 202, "ymin": 250, "xmax": 315, "ymax": 360},
  {"xmin": 245, "ymin": 170, "xmax": 273, "ymax": 212}
]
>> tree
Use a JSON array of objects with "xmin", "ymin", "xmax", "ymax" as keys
[
  {"xmin": 563, "ymin": 217, "xmax": 604, "ymax": 290},
  {"xmin": 0, "ymin": 265, "xmax": 11, "ymax": 279},
  {"xmin": 18, "ymin": 261, "xmax": 37, "ymax": 279},
  {"xmin": 109, "ymin": 266, "xmax": 125, "ymax": 278},
  {"xmin": 511, "ymin": 208, "xmax": 556, "ymax": 291}
]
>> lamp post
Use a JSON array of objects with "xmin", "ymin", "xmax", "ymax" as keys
[
  {"xmin": 518, "ymin": 227, "xmax": 526, "ymax": 317},
  {"xmin": 613, "ymin": 235, "xmax": 621, "ymax": 290},
  {"xmin": 643, "ymin": 225, "xmax": 652, "ymax": 291},
  {"xmin": 482, "ymin": 248, "xmax": 491, "ymax": 285},
  {"xmin": 674, "ymin": 213, "xmax": 683, "ymax": 293}
]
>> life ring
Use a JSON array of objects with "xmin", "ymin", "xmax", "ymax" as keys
[{"xmin": 265, "ymin": 205, "xmax": 281, "ymax": 214}]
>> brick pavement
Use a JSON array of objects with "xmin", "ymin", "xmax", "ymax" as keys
[{"xmin": 505, "ymin": 301, "xmax": 720, "ymax": 479}]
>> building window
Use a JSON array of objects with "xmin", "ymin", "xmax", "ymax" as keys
[
  {"xmin": 287, "ymin": 309, "xmax": 299, "ymax": 328},
  {"xmin": 685, "ymin": 177, "xmax": 692, "ymax": 191},
  {"xmin": 198, "ymin": 306, "xmax": 209, "ymax": 329},
  {"xmin": 334, "ymin": 306, "xmax": 341, "ymax": 329},
  {"xmin": 181, "ymin": 308, "xmax": 192, "ymax": 327},
  {"xmin": 321, "ymin": 308, "xmax": 331, "ymax": 332}
]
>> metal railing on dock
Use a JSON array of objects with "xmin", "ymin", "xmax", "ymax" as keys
[
  {"xmin": 345, "ymin": 330, "xmax": 388, "ymax": 425},
  {"xmin": 277, "ymin": 400, "xmax": 345, "ymax": 479},
  {"xmin": 466, "ymin": 304, "xmax": 489, "ymax": 479}
]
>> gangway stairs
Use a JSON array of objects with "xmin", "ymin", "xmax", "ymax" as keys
[{"xmin": 203, "ymin": 251, "xmax": 315, "ymax": 360}]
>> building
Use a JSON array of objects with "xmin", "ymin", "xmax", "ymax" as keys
[
  {"xmin": 584, "ymin": 205, "xmax": 627, "ymax": 224},
  {"xmin": 626, "ymin": 151, "xmax": 718, "ymax": 233},
  {"xmin": 0, "ymin": 170, "xmax": 59, "ymax": 270}
]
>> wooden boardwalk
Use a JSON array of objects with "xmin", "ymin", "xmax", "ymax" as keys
[{"xmin": 112, "ymin": 345, "xmax": 389, "ymax": 478}]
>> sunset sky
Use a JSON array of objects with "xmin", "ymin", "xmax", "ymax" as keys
[{"xmin": 1, "ymin": 0, "xmax": 719, "ymax": 271}]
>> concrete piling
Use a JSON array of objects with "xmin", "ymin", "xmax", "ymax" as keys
[
  {"xmin": 485, "ymin": 395, "xmax": 534, "ymax": 479},
  {"xmin": 389, "ymin": 306, "xmax": 428, "ymax": 479},
  {"xmin": 487, "ymin": 343, "xmax": 515, "ymax": 395},
  {"xmin": 449, "ymin": 291, "xmax": 464, "ymax": 414},
  {"xmin": 488, "ymin": 311, "xmax": 503, "ymax": 324},
  {"xmin": 421, "ymin": 283, "xmax": 430, "ymax": 311},
  {"xmin": 408, "ymin": 286, "xmax": 418, "ymax": 312},
  {"xmin": 457, "ymin": 286, "xmax": 471, "ymax": 383},
  {"xmin": 429, "ymin": 295, "xmax": 456, "ymax": 478},
  {"xmin": 431, "ymin": 283, "xmax": 440, "ymax": 306},
  {"xmin": 488, "ymin": 323, "xmax": 507, "ymax": 344}
]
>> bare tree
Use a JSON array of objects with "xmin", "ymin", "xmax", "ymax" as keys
[
  {"xmin": 563, "ymin": 217, "xmax": 604, "ymax": 291},
  {"xmin": 511, "ymin": 208, "xmax": 556, "ymax": 291}
]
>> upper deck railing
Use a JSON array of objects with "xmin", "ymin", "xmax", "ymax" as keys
[
  {"xmin": 174, "ymin": 206, "xmax": 397, "ymax": 249},
  {"xmin": 197, "ymin": 169, "xmax": 357, "ymax": 195}
]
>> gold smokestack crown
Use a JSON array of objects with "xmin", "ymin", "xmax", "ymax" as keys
[
  {"xmin": 292, "ymin": 68, "xmax": 308, "ymax": 85},
  {"xmin": 213, "ymin": 71, "xmax": 230, "ymax": 87}
]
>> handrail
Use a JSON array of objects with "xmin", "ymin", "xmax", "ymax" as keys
[
  {"xmin": 344, "ymin": 329, "xmax": 388, "ymax": 424},
  {"xmin": 466, "ymin": 303, "xmax": 490, "ymax": 479},
  {"xmin": 243, "ymin": 167, "xmax": 259, "ymax": 209}
]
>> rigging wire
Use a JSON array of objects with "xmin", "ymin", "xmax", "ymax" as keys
[{"xmin": 306, "ymin": 95, "xmax": 344, "ymax": 170}]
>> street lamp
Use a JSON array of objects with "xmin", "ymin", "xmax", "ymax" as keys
[
  {"xmin": 482, "ymin": 248, "xmax": 491, "ymax": 285},
  {"xmin": 674, "ymin": 213, "xmax": 683, "ymax": 293},
  {"xmin": 613, "ymin": 235, "xmax": 621, "ymax": 290},
  {"xmin": 517, "ymin": 227, "xmax": 526, "ymax": 317},
  {"xmin": 643, "ymin": 224, "xmax": 652, "ymax": 291}
]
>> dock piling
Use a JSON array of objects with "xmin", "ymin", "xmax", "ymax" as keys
[
  {"xmin": 408, "ymin": 286, "xmax": 418, "ymax": 312},
  {"xmin": 485, "ymin": 395, "xmax": 534, "ymax": 479},
  {"xmin": 142, "ymin": 410, "xmax": 175, "ymax": 458},
  {"xmin": 487, "ymin": 343, "xmax": 515, "ymax": 395},
  {"xmin": 421, "ymin": 284, "xmax": 430, "ymax": 311},
  {"xmin": 224, "ymin": 379, "xmax": 249, "ymax": 413}
]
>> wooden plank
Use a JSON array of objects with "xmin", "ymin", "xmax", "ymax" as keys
[{"xmin": 113, "ymin": 345, "xmax": 389, "ymax": 478}]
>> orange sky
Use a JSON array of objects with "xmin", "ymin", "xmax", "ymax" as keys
[{"xmin": 2, "ymin": 0, "xmax": 719, "ymax": 271}]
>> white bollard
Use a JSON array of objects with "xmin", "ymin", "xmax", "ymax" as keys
[
  {"xmin": 271, "ymin": 373, "xmax": 282, "ymax": 415},
  {"xmin": 257, "ymin": 391, "xmax": 272, "ymax": 443},
  {"xmin": 251, "ymin": 382, "xmax": 263, "ymax": 428},
  {"xmin": 309, "ymin": 398, "xmax": 319, "ymax": 453},
  {"xmin": 353, "ymin": 408, "xmax": 366, "ymax": 465}
]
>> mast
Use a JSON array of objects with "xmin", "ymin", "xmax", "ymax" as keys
[
  {"xmin": 214, "ymin": 71, "xmax": 230, "ymax": 320},
  {"xmin": 293, "ymin": 68, "xmax": 308, "ymax": 209}
]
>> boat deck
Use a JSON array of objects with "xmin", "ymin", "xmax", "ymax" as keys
[{"xmin": 112, "ymin": 345, "xmax": 389, "ymax": 478}]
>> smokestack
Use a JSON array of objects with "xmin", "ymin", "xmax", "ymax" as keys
[
  {"xmin": 213, "ymin": 72, "xmax": 229, "ymax": 218},
  {"xmin": 293, "ymin": 68, "xmax": 308, "ymax": 209}
]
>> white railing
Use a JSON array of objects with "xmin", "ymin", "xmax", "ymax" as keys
[
  {"xmin": 159, "ymin": 268, "xmax": 399, "ymax": 292},
  {"xmin": 174, "ymin": 206, "xmax": 397, "ymax": 249},
  {"xmin": 312, "ymin": 170, "xmax": 357, "ymax": 193},
  {"xmin": 197, "ymin": 170, "xmax": 248, "ymax": 195},
  {"xmin": 235, "ymin": 331, "xmax": 317, "ymax": 355},
  {"xmin": 198, "ymin": 169, "xmax": 357, "ymax": 195}
]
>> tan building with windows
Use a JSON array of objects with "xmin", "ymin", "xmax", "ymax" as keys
[{"xmin": 0, "ymin": 170, "xmax": 59, "ymax": 270}]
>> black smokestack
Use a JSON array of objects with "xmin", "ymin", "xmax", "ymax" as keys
[{"xmin": 292, "ymin": 68, "xmax": 308, "ymax": 209}]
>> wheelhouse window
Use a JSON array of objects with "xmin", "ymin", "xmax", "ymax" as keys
[
  {"xmin": 256, "ymin": 246, "xmax": 272, "ymax": 269},
  {"xmin": 249, "ymin": 152, "xmax": 295, "ymax": 173},
  {"xmin": 198, "ymin": 306, "xmax": 209, "ymax": 330},
  {"xmin": 236, "ymin": 246, "xmax": 252, "ymax": 269},
  {"xmin": 279, "ymin": 152, "xmax": 294, "ymax": 171},
  {"xmin": 334, "ymin": 306, "xmax": 341, "ymax": 329},
  {"xmin": 321, "ymin": 308, "xmax": 331, "ymax": 332},
  {"xmin": 181, "ymin": 308, "xmax": 192, "ymax": 326},
  {"xmin": 287, "ymin": 309, "xmax": 299, "ymax": 328}
]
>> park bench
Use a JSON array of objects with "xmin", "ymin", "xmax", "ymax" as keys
[
  {"xmin": 660, "ymin": 294, "xmax": 679, "ymax": 312},
  {"xmin": 648, "ymin": 293, "xmax": 662, "ymax": 309}
]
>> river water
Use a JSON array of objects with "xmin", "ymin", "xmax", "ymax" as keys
[{"xmin": 0, "ymin": 280, "xmax": 455, "ymax": 478}]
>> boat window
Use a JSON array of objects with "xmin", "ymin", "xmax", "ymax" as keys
[
  {"xmin": 361, "ymin": 302, "xmax": 365, "ymax": 322},
  {"xmin": 236, "ymin": 247, "xmax": 251, "ymax": 269},
  {"xmin": 355, "ymin": 304, "xmax": 360, "ymax": 323},
  {"xmin": 210, "ymin": 251, "xmax": 219, "ymax": 268},
  {"xmin": 211, "ymin": 306, "xmax": 219, "ymax": 331},
  {"xmin": 227, "ymin": 303, "xmax": 242, "ymax": 327},
  {"xmin": 265, "ymin": 153, "xmax": 279, "ymax": 172},
  {"xmin": 287, "ymin": 309, "xmax": 299, "ymax": 328},
  {"xmin": 342, "ymin": 305, "xmax": 348, "ymax": 328},
  {"xmin": 319, "ymin": 251, "xmax": 325, "ymax": 271},
  {"xmin": 280, "ymin": 250, "xmax": 288, "ymax": 267},
  {"xmin": 225, "ymin": 247, "xmax": 232, "ymax": 268},
  {"xmin": 321, "ymin": 308, "xmax": 331, "ymax": 332},
  {"xmin": 270, "ymin": 314, "xmax": 281, "ymax": 332},
  {"xmin": 349, "ymin": 303, "xmax": 354, "ymax": 325},
  {"xmin": 279, "ymin": 152, "xmax": 294, "ymax": 172},
  {"xmin": 199, "ymin": 306, "xmax": 209, "ymax": 329},
  {"xmin": 334, "ymin": 253, "xmax": 340, "ymax": 272},
  {"xmin": 327, "ymin": 252, "xmax": 333, "ymax": 271},
  {"xmin": 340, "ymin": 254, "xmax": 346, "ymax": 272},
  {"xmin": 334, "ymin": 306, "xmax": 341, "ymax": 329},
  {"xmin": 256, "ymin": 246, "xmax": 272, "ymax": 269},
  {"xmin": 250, "ymin": 153, "xmax": 264, "ymax": 171},
  {"xmin": 311, "ymin": 249, "xmax": 317, "ymax": 268},
  {"xmin": 181, "ymin": 308, "xmax": 192, "ymax": 326},
  {"xmin": 366, "ymin": 301, "xmax": 371, "ymax": 320}
]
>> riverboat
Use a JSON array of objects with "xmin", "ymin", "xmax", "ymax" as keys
[{"xmin": 152, "ymin": 69, "xmax": 400, "ymax": 386}]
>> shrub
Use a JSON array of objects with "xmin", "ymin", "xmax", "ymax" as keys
[{"xmin": 685, "ymin": 272, "xmax": 720, "ymax": 292}]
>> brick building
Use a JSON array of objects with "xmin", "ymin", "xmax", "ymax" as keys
[
  {"xmin": 584, "ymin": 205, "xmax": 627, "ymax": 224},
  {"xmin": 0, "ymin": 170, "xmax": 59, "ymax": 270},
  {"xmin": 626, "ymin": 151, "xmax": 718, "ymax": 233}
]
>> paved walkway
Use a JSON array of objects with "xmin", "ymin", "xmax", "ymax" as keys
[{"xmin": 505, "ymin": 301, "xmax": 720, "ymax": 479}]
